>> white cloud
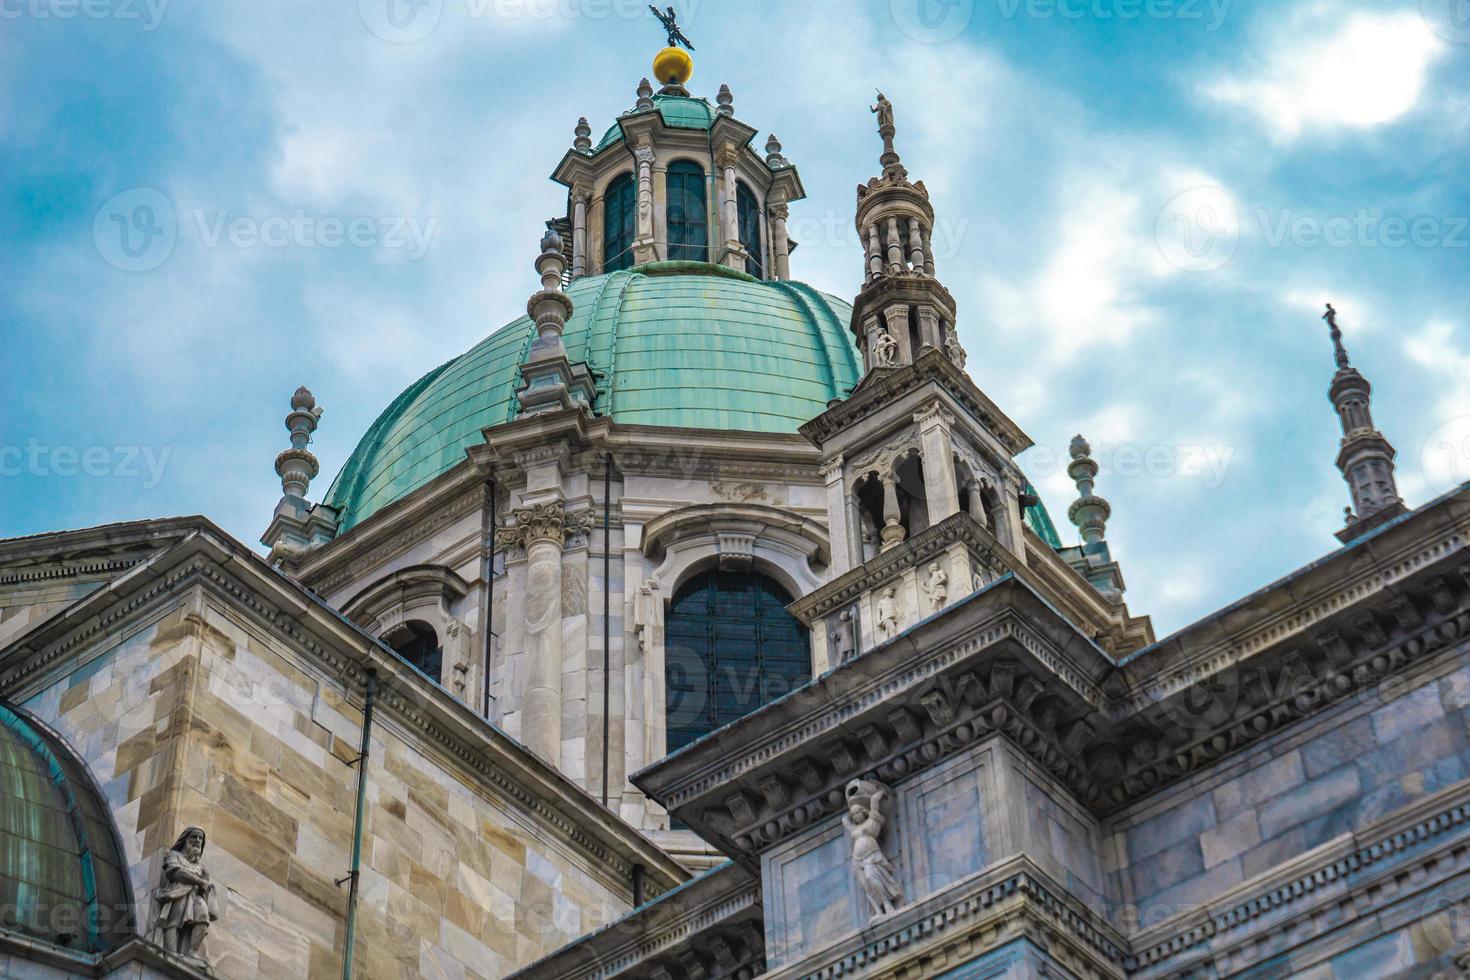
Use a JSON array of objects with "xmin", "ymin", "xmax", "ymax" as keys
[{"xmin": 1203, "ymin": 11, "xmax": 1443, "ymax": 140}]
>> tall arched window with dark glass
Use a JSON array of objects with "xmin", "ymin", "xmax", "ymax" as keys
[
  {"xmin": 602, "ymin": 171, "xmax": 636, "ymax": 272},
  {"xmin": 385, "ymin": 620, "xmax": 442, "ymax": 684},
  {"xmin": 665, "ymin": 160, "xmax": 708, "ymax": 261},
  {"xmin": 664, "ymin": 569, "xmax": 810, "ymax": 754},
  {"xmin": 736, "ymin": 181, "xmax": 763, "ymax": 278}
]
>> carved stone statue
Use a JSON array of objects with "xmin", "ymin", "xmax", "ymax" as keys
[
  {"xmin": 923, "ymin": 562, "xmax": 948, "ymax": 610},
  {"xmin": 829, "ymin": 608, "xmax": 857, "ymax": 664},
  {"xmin": 153, "ymin": 827, "xmax": 221, "ymax": 967},
  {"xmin": 843, "ymin": 779, "xmax": 903, "ymax": 920},
  {"xmin": 875, "ymin": 586, "xmax": 899, "ymax": 640},
  {"xmin": 943, "ymin": 330, "xmax": 966, "ymax": 368},
  {"xmin": 870, "ymin": 91, "xmax": 894, "ymax": 131},
  {"xmin": 873, "ymin": 331, "xmax": 900, "ymax": 368}
]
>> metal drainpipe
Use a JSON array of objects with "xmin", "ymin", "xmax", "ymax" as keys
[
  {"xmin": 601, "ymin": 454, "xmax": 612, "ymax": 807},
  {"xmin": 482, "ymin": 480, "xmax": 497, "ymax": 719},
  {"xmin": 341, "ymin": 669, "xmax": 377, "ymax": 980}
]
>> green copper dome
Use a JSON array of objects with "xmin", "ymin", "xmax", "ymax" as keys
[
  {"xmin": 324, "ymin": 263, "xmax": 863, "ymax": 531},
  {"xmin": 596, "ymin": 94, "xmax": 718, "ymax": 152},
  {"xmin": 0, "ymin": 702, "xmax": 132, "ymax": 953}
]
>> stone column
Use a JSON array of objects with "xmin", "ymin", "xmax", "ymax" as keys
[
  {"xmin": 719, "ymin": 149, "xmax": 740, "ymax": 252},
  {"xmin": 916, "ymin": 305, "xmax": 941, "ymax": 351},
  {"xmin": 885, "ymin": 216, "xmax": 903, "ymax": 274},
  {"xmin": 915, "ymin": 405, "xmax": 960, "ymax": 521},
  {"xmin": 769, "ymin": 201, "xmax": 790, "ymax": 280},
  {"xmin": 880, "ymin": 475, "xmax": 905, "ymax": 550},
  {"xmin": 848, "ymin": 493, "xmax": 865, "ymax": 568},
  {"xmin": 921, "ymin": 225, "xmax": 935, "ymax": 276},
  {"xmin": 866, "ymin": 223, "xmax": 882, "ymax": 281},
  {"xmin": 571, "ymin": 190, "xmax": 589, "ymax": 278},
  {"xmin": 967, "ymin": 481, "xmax": 986, "ymax": 526},
  {"xmin": 883, "ymin": 305, "xmax": 910, "ymax": 364},
  {"xmin": 633, "ymin": 144, "xmax": 657, "ymax": 264},
  {"xmin": 820, "ymin": 456, "xmax": 852, "ymax": 574},
  {"xmin": 496, "ymin": 502, "xmax": 583, "ymax": 766},
  {"xmin": 908, "ymin": 218, "xmax": 924, "ymax": 272},
  {"xmin": 998, "ymin": 471, "xmax": 1028, "ymax": 564}
]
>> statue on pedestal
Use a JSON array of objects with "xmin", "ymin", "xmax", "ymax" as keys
[{"xmin": 152, "ymin": 827, "xmax": 221, "ymax": 968}]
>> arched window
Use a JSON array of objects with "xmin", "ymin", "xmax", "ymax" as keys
[
  {"xmin": 736, "ymin": 181, "xmax": 762, "ymax": 278},
  {"xmin": 666, "ymin": 160, "xmax": 708, "ymax": 261},
  {"xmin": 603, "ymin": 171, "xmax": 636, "ymax": 272},
  {"xmin": 385, "ymin": 620, "xmax": 442, "ymax": 684},
  {"xmin": 665, "ymin": 570, "xmax": 809, "ymax": 754}
]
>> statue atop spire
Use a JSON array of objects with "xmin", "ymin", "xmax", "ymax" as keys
[
  {"xmin": 1324, "ymin": 302, "xmax": 1350, "ymax": 370},
  {"xmin": 869, "ymin": 91, "xmax": 905, "ymax": 180},
  {"xmin": 1321, "ymin": 304, "xmax": 1407, "ymax": 543}
]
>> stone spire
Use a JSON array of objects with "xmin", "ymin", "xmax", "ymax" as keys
[
  {"xmin": 1059, "ymin": 434, "xmax": 1126, "ymax": 603},
  {"xmin": 516, "ymin": 224, "xmax": 595, "ymax": 415},
  {"xmin": 635, "ymin": 76, "xmax": 654, "ymax": 112},
  {"xmin": 573, "ymin": 116, "xmax": 591, "ymax": 152},
  {"xmin": 1323, "ymin": 304, "xmax": 1407, "ymax": 543},
  {"xmin": 849, "ymin": 93, "xmax": 963, "ymax": 377},
  {"xmin": 276, "ymin": 387, "xmax": 322, "ymax": 500},
  {"xmin": 1066, "ymin": 435, "xmax": 1110, "ymax": 545},
  {"xmin": 764, "ymin": 133, "xmax": 786, "ymax": 168},
  {"xmin": 261, "ymin": 387, "xmax": 339, "ymax": 565},
  {"xmin": 716, "ymin": 83, "xmax": 733, "ymax": 116}
]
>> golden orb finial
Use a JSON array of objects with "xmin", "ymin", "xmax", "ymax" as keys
[{"xmin": 652, "ymin": 46, "xmax": 693, "ymax": 87}]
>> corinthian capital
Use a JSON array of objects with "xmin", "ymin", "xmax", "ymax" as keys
[{"xmin": 497, "ymin": 502, "xmax": 577, "ymax": 550}]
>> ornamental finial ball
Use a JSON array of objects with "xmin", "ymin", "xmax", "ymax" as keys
[{"xmin": 652, "ymin": 46, "xmax": 693, "ymax": 86}]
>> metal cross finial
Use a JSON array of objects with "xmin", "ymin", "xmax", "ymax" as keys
[
  {"xmin": 649, "ymin": 5, "xmax": 694, "ymax": 50},
  {"xmin": 1323, "ymin": 303, "xmax": 1350, "ymax": 369}
]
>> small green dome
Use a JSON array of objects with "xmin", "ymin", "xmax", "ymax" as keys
[
  {"xmin": 596, "ymin": 94, "xmax": 718, "ymax": 152},
  {"xmin": 324, "ymin": 263, "xmax": 863, "ymax": 531},
  {"xmin": 0, "ymin": 703, "xmax": 132, "ymax": 953}
]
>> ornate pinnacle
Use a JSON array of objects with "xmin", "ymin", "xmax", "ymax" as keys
[
  {"xmin": 573, "ymin": 116, "xmax": 591, "ymax": 152},
  {"xmin": 635, "ymin": 77, "xmax": 655, "ymax": 111},
  {"xmin": 870, "ymin": 91, "xmax": 905, "ymax": 179},
  {"xmin": 276, "ymin": 387, "xmax": 323, "ymax": 499},
  {"xmin": 1066, "ymin": 434, "xmax": 1111, "ymax": 546},
  {"xmin": 764, "ymin": 133, "xmax": 786, "ymax": 168},
  {"xmin": 716, "ymin": 83, "xmax": 733, "ymax": 116}
]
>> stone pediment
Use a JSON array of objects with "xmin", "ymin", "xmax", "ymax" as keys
[
  {"xmin": 641, "ymin": 503, "xmax": 830, "ymax": 568},
  {"xmin": 800, "ymin": 349, "xmax": 1031, "ymax": 457}
]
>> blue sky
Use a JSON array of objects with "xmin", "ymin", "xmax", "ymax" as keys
[{"xmin": 2, "ymin": 0, "xmax": 1467, "ymax": 635}]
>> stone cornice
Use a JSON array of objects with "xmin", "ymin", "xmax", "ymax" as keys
[
  {"xmin": 506, "ymin": 862, "xmax": 763, "ymax": 980},
  {"xmin": 1129, "ymin": 781, "xmax": 1470, "ymax": 976},
  {"xmin": 799, "ymin": 349, "xmax": 1031, "ymax": 457},
  {"xmin": 0, "ymin": 518, "xmax": 687, "ymax": 901},
  {"xmin": 763, "ymin": 857, "xmax": 1127, "ymax": 980},
  {"xmin": 641, "ymin": 503, "xmax": 830, "ymax": 567},
  {"xmin": 0, "ymin": 516, "xmax": 204, "ymax": 587}
]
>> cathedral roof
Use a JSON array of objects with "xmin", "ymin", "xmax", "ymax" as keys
[
  {"xmin": 323, "ymin": 262, "xmax": 863, "ymax": 531},
  {"xmin": 0, "ymin": 702, "xmax": 132, "ymax": 953}
]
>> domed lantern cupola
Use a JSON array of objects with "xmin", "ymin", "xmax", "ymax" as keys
[{"xmin": 548, "ymin": 11, "xmax": 805, "ymax": 280}]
